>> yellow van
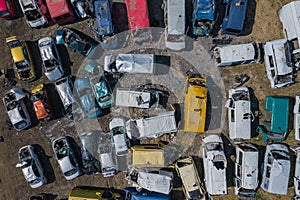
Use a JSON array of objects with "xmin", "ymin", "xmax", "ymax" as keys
[
  {"xmin": 131, "ymin": 144, "xmax": 165, "ymax": 167},
  {"xmin": 184, "ymin": 73, "xmax": 207, "ymax": 133},
  {"xmin": 68, "ymin": 187, "xmax": 123, "ymax": 200},
  {"xmin": 6, "ymin": 36, "xmax": 36, "ymax": 81}
]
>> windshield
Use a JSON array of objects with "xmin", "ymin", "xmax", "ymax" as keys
[
  {"xmin": 7, "ymin": 40, "xmax": 22, "ymax": 48},
  {"xmin": 64, "ymin": 168, "xmax": 77, "ymax": 177},
  {"xmin": 24, "ymin": 10, "xmax": 42, "ymax": 21},
  {"xmin": 206, "ymin": 142, "xmax": 223, "ymax": 151},
  {"xmin": 15, "ymin": 120, "xmax": 28, "ymax": 130},
  {"xmin": 15, "ymin": 60, "xmax": 30, "ymax": 70},
  {"xmin": 0, "ymin": 10, "xmax": 10, "ymax": 17}
]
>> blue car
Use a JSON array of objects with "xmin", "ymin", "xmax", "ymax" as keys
[
  {"xmin": 85, "ymin": 61, "xmax": 113, "ymax": 109},
  {"xmin": 74, "ymin": 77, "xmax": 102, "ymax": 118},
  {"xmin": 222, "ymin": 0, "xmax": 248, "ymax": 35},
  {"xmin": 192, "ymin": 0, "xmax": 216, "ymax": 36},
  {"xmin": 124, "ymin": 187, "xmax": 170, "ymax": 200},
  {"xmin": 94, "ymin": 0, "xmax": 118, "ymax": 49}
]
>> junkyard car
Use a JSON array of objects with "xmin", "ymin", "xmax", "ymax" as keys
[
  {"xmin": 294, "ymin": 147, "xmax": 300, "ymax": 198},
  {"xmin": 175, "ymin": 157, "xmax": 206, "ymax": 200},
  {"xmin": 261, "ymin": 143, "xmax": 290, "ymax": 195},
  {"xmin": 222, "ymin": 0, "xmax": 248, "ymax": 35},
  {"xmin": 68, "ymin": 187, "xmax": 123, "ymax": 200},
  {"xmin": 213, "ymin": 42, "xmax": 263, "ymax": 67},
  {"xmin": 225, "ymin": 87, "xmax": 254, "ymax": 139},
  {"xmin": 184, "ymin": 72, "xmax": 207, "ymax": 133},
  {"xmin": 46, "ymin": 0, "xmax": 76, "ymax": 25},
  {"xmin": 19, "ymin": 0, "xmax": 48, "ymax": 28},
  {"xmin": 74, "ymin": 77, "xmax": 103, "ymax": 118},
  {"xmin": 84, "ymin": 61, "xmax": 113, "ymax": 109},
  {"xmin": 97, "ymin": 132, "xmax": 117, "ymax": 177},
  {"xmin": 79, "ymin": 132, "xmax": 101, "ymax": 175},
  {"xmin": 16, "ymin": 145, "xmax": 46, "ymax": 188},
  {"xmin": 202, "ymin": 134, "xmax": 227, "ymax": 195},
  {"xmin": 295, "ymin": 93, "xmax": 300, "ymax": 140},
  {"xmin": 55, "ymin": 27, "xmax": 97, "ymax": 58},
  {"xmin": 234, "ymin": 143, "xmax": 259, "ymax": 196},
  {"xmin": 3, "ymin": 88, "xmax": 31, "ymax": 131},
  {"xmin": 125, "ymin": 167, "xmax": 173, "ymax": 195},
  {"xmin": 38, "ymin": 37, "xmax": 64, "ymax": 81},
  {"xmin": 256, "ymin": 96, "xmax": 291, "ymax": 142},
  {"xmin": 0, "ymin": 0, "xmax": 15, "ymax": 18},
  {"xmin": 124, "ymin": 187, "xmax": 170, "ymax": 200},
  {"xmin": 6, "ymin": 36, "xmax": 36, "ymax": 81},
  {"xmin": 131, "ymin": 144, "xmax": 165, "ymax": 168},
  {"xmin": 70, "ymin": 0, "xmax": 88, "ymax": 18},
  {"xmin": 264, "ymin": 39, "xmax": 295, "ymax": 88},
  {"xmin": 52, "ymin": 136, "xmax": 81, "ymax": 180},
  {"xmin": 192, "ymin": 0, "xmax": 216, "ymax": 36},
  {"xmin": 31, "ymin": 83, "xmax": 52, "ymax": 121},
  {"xmin": 109, "ymin": 117, "xmax": 130, "ymax": 156}
]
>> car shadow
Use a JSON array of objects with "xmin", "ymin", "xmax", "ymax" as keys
[
  {"xmin": 44, "ymin": 83, "xmax": 65, "ymax": 119},
  {"xmin": 32, "ymin": 144, "xmax": 56, "ymax": 184},
  {"xmin": 27, "ymin": 41, "xmax": 43, "ymax": 81},
  {"xmin": 66, "ymin": 136, "xmax": 83, "ymax": 168},
  {"xmin": 155, "ymin": 55, "xmax": 170, "ymax": 75},
  {"xmin": 242, "ymin": 0, "xmax": 256, "ymax": 36},
  {"xmin": 220, "ymin": 133, "xmax": 235, "ymax": 187},
  {"xmin": 212, "ymin": 0, "xmax": 226, "ymax": 37},
  {"xmin": 23, "ymin": 93, "xmax": 40, "ymax": 128},
  {"xmin": 112, "ymin": 2, "xmax": 129, "ymax": 34},
  {"xmin": 10, "ymin": 0, "xmax": 24, "ymax": 19},
  {"xmin": 248, "ymin": 87, "xmax": 260, "ymax": 138},
  {"xmin": 147, "ymin": 0, "xmax": 165, "ymax": 28},
  {"xmin": 56, "ymin": 44, "xmax": 72, "ymax": 76}
]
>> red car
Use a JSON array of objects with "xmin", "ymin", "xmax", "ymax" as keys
[{"xmin": 0, "ymin": 0, "xmax": 15, "ymax": 18}]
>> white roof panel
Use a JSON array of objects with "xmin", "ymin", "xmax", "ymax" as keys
[{"xmin": 167, "ymin": 0, "xmax": 185, "ymax": 35}]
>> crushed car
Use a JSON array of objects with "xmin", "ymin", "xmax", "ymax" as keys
[
  {"xmin": 52, "ymin": 136, "xmax": 81, "ymax": 180},
  {"xmin": 3, "ymin": 88, "xmax": 31, "ymax": 131},
  {"xmin": 192, "ymin": 0, "xmax": 216, "ymax": 36},
  {"xmin": 126, "ymin": 111, "xmax": 177, "ymax": 139},
  {"xmin": 256, "ymin": 96, "xmax": 291, "ymax": 142},
  {"xmin": 125, "ymin": 167, "xmax": 173, "ymax": 195},
  {"xmin": 264, "ymin": 39, "xmax": 295, "ymax": 88},
  {"xmin": 164, "ymin": 0, "xmax": 186, "ymax": 51},
  {"xmin": 84, "ymin": 60, "xmax": 113, "ymax": 109},
  {"xmin": 175, "ymin": 157, "xmax": 206, "ymax": 200},
  {"xmin": 184, "ymin": 72, "xmax": 207, "ymax": 133},
  {"xmin": 234, "ymin": 143, "xmax": 259, "ymax": 196},
  {"xmin": 261, "ymin": 143, "xmax": 290, "ymax": 195},
  {"xmin": 19, "ymin": 0, "xmax": 48, "ymax": 28},
  {"xmin": 104, "ymin": 54, "xmax": 156, "ymax": 74},
  {"xmin": 6, "ymin": 36, "xmax": 36, "ymax": 81},
  {"xmin": 202, "ymin": 134, "xmax": 227, "ymax": 195},
  {"xmin": 55, "ymin": 27, "xmax": 97, "ymax": 58},
  {"xmin": 213, "ymin": 42, "xmax": 263, "ymax": 67},
  {"xmin": 15, "ymin": 145, "xmax": 46, "ymax": 188},
  {"xmin": 109, "ymin": 117, "xmax": 130, "ymax": 156},
  {"xmin": 46, "ymin": 0, "xmax": 76, "ymax": 25},
  {"xmin": 225, "ymin": 87, "xmax": 254, "ymax": 139},
  {"xmin": 31, "ymin": 83, "xmax": 52, "ymax": 121},
  {"xmin": 38, "ymin": 37, "xmax": 64, "ymax": 81}
]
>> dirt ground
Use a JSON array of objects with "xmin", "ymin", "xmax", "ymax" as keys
[{"xmin": 0, "ymin": 0, "xmax": 299, "ymax": 199}]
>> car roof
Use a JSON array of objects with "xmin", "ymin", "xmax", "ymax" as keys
[
  {"xmin": 223, "ymin": 0, "xmax": 248, "ymax": 32},
  {"xmin": 126, "ymin": 0, "xmax": 150, "ymax": 29}
]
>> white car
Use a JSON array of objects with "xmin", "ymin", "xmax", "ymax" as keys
[
  {"xmin": 294, "ymin": 93, "xmax": 300, "ymax": 140},
  {"xmin": 38, "ymin": 37, "xmax": 64, "ymax": 81},
  {"xmin": 202, "ymin": 134, "xmax": 227, "ymax": 195},
  {"xmin": 52, "ymin": 136, "xmax": 81, "ymax": 180},
  {"xmin": 225, "ymin": 87, "xmax": 254, "ymax": 139},
  {"xmin": 264, "ymin": 39, "xmax": 294, "ymax": 88},
  {"xmin": 109, "ymin": 117, "xmax": 130, "ymax": 156},
  {"xmin": 19, "ymin": 0, "xmax": 47, "ymax": 28},
  {"xmin": 16, "ymin": 145, "xmax": 46, "ymax": 188},
  {"xmin": 3, "ymin": 88, "xmax": 31, "ymax": 131},
  {"xmin": 261, "ymin": 143, "xmax": 290, "ymax": 195},
  {"xmin": 294, "ymin": 147, "xmax": 300, "ymax": 198}
]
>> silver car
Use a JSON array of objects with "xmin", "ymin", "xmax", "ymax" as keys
[
  {"xmin": 19, "ymin": 0, "xmax": 47, "ymax": 28},
  {"xmin": 109, "ymin": 117, "xmax": 129, "ymax": 156},
  {"xmin": 16, "ymin": 145, "xmax": 46, "ymax": 188},
  {"xmin": 52, "ymin": 136, "xmax": 81, "ymax": 180},
  {"xmin": 55, "ymin": 76, "xmax": 75, "ymax": 110},
  {"xmin": 38, "ymin": 37, "xmax": 64, "ymax": 81},
  {"xmin": 3, "ymin": 88, "xmax": 31, "ymax": 131}
]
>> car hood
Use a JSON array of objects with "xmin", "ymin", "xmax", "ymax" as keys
[{"xmin": 58, "ymin": 156, "xmax": 75, "ymax": 173}]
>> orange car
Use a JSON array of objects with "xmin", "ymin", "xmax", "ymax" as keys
[{"xmin": 31, "ymin": 83, "xmax": 52, "ymax": 121}]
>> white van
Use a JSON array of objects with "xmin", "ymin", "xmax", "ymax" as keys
[
  {"xmin": 261, "ymin": 143, "xmax": 290, "ymax": 194},
  {"xmin": 294, "ymin": 147, "xmax": 300, "ymax": 198},
  {"xmin": 164, "ymin": 0, "xmax": 185, "ymax": 51},
  {"xmin": 294, "ymin": 93, "xmax": 300, "ymax": 141},
  {"xmin": 175, "ymin": 157, "xmax": 206, "ymax": 200},
  {"xmin": 126, "ymin": 111, "xmax": 177, "ymax": 139},
  {"xmin": 213, "ymin": 43, "xmax": 263, "ymax": 67},
  {"xmin": 202, "ymin": 134, "xmax": 227, "ymax": 195},
  {"xmin": 104, "ymin": 54, "xmax": 155, "ymax": 74},
  {"xmin": 115, "ymin": 87, "xmax": 163, "ymax": 109},
  {"xmin": 125, "ymin": 167, "xmax": 173, "ymax": 195},
  {"xmin": 264, "ymin": 39, "xmax": 294, "ymax": 88},
  {"xmin": 225, "ymin": 87, "xmax": 254, "ymax": 139},
  {"xmin": 234, "ymin": 143, "xmax": 259, "ymax": 196}
]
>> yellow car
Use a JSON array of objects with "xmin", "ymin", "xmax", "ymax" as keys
[
  {"xmin": 68, "ymin": 187, "xmax": 123, "ymax": 200},
  {"xmin": 6, "ymin": 36, "xmax": 36, "ymax": 81},
  {"xmin": 184, "ymin": 72, "xmax": 207, "ymax": 133}
]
